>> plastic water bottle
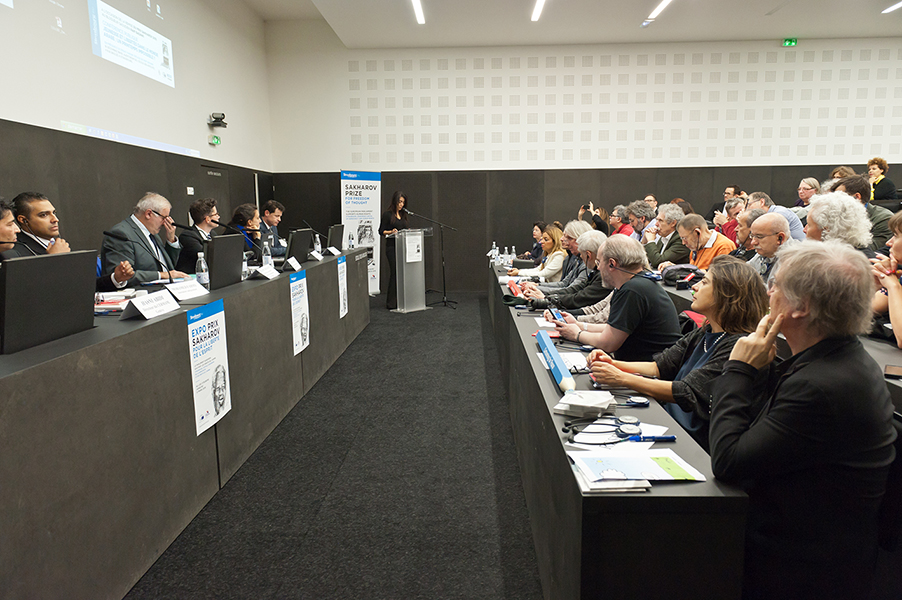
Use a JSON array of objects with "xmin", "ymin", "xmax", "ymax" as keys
[
  {"xmin": 195, "ymin": 252, "xmax": 210, "ymax": 290},
  {"xmin": 241, "ymin": 254, "xmax": 249, "ymax": 280},
  {"xmin": 314, "ymin": 234, "xmax": 322, "ymax": 254},
  {"xmin": 348, "ymin": 231, "xmax": 355, "ymax": 249},
  {"xmin": 511, "ymin": 245, "xmax": 516, "ymax": 259},
  {"xmin": 262, "ymin": 241, "xmax": 273, "ymax": 268}
]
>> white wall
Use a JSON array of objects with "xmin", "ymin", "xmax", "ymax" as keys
[
  {"xmin": 0, "ymin": 0, "xmax": 274, "ymax": 172},
  {"xmin": 267, "ymin": 20, "xmax": 902, "ymax": 173}
]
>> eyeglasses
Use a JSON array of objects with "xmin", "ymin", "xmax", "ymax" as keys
[
  {"xmin": 749, "ymin": 232, "xmax": 779, "ymax": 240},
  {"xmin": 150, "ymin": 209, "xmax": 170, "ymax": 220}
]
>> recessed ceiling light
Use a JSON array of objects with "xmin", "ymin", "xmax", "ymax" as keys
[
  {"xmin": 883, "ymin": 1, "xmax": 902, "ymax": 13},
  {"xmin": 531, "ymin": 0, "xmax": 546, "ymax": 22},
  {"xmin": 411, "ymin": 0, "xmax": 425, "ymax": 24}
]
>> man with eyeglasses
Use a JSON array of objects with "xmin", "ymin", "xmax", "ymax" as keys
[
  {"xmin": 101, "ymin": 192, "xmax": 189, "ymax": 285},
  {"xmin": 745, "ymin": 191, "xmax": 806, "ymax": 241},
  {"xmin": 659, "ymin": 213, "xmax": 735, "ymax": 271},
  {"xmin": 705, "ymin": 184, "xmax": 742, "ymax": 222},
  {"xmin": 176, "ymin": 197, "xmax": 220, "ymax": 273},
  {"xmin": 747, "ymin": 212, "xmax": 792, "ymax": 280},
  {"xmin": 729, "ymin": 208, "xmax": 766, "ymax": 262}
]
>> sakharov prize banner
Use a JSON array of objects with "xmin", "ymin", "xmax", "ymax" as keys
[
  {"xmin": 187, "ymin": 299, "xmax": 232, "ymax": 435},
  {"xmin": 340, "ymin": 170, "xmax": 381, "ymax": 295}
]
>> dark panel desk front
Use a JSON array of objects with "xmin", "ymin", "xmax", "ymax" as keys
[
  {"xmin": 0, "ymin": 250, "xmax": 369, "ymax": 600},
  {"xmin": 488, "ymin": 267, "xmax": 746, "ymax": 600}
]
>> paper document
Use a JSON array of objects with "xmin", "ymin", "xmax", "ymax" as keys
[
  {"xmin": 569, "ymin": 449, "xmax": 706, "ymax": 482},
  {"xmin": 537, "ymin": 351, "xmax": 586, "ymax": 371},
  {"xmin": 534, "ymin": 317, "xmax": 555, "ymax": 328}
]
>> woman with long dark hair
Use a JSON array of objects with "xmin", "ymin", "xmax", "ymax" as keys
[
  {"xmin": 587, "ymin": 255, "xmax": 768, "ymax": 450},
  {"xmin": 228, "ymin": 203, "xmax": 261, "ymax": 253},
  {"xmin": 380, "ymin": 191, "xmax": 409, "ymax": 309}
]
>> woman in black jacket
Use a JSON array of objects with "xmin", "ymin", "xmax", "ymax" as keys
[
  {"xmin": 380, "ymin": 191, "xmax": 409, "ymax": 310},
  {"xmin": 587, "ymin": 255, "xmax": 768, "ymax": 450}
]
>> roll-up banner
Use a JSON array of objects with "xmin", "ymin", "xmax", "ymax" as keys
[{"xmin": 340, "ymin": 170, "xmax": 381, "ymax": 295}]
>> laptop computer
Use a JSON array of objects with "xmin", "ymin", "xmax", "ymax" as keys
[
  {"xmin": 327, "ymin": 224, "xmax": 345, "ymax": 251},
  {"xmin": 206, "ymin": 233, "xmax": 245, "ymax": 290},
  {"xmin": 0, "ymin": 250, "xmax": 97, "ymax": 354},
  {"xmin": 282, "ymin": 228, "xmax": 314, "ymax": 271}
]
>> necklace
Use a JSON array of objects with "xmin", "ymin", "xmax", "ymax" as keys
[{"xmin": 703, "ymin": 331, "xmax": 727, "ymax": 353}]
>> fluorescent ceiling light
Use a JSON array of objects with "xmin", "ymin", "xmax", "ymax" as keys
[
  {"xmin": 883, "ymin": 1, "xmax": 902, "ymax": 13},
  {"xmin": 412, "ymin": 0, "xmax": 425, "ymax": 24},
  {"xmin": 531, "ymin": 0, "xmax": 546, "ymax": 22},
  {"xmin": 648, "ymin": 0, "xmax": 674, "ymax": 20}
]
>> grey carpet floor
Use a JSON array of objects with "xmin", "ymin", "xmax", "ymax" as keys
[{"xmin": 125, "ymin": 292, "xmax": 543, "ymax": 600}]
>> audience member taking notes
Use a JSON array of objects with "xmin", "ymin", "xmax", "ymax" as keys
[{"xmin": 101, "ymin": 192, "xmax": 188, "ymax": 285}]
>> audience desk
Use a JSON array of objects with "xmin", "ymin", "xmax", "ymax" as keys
[
  {"xmin": 0, "ymin": 250, "xmax": 369, "ymax": 600},
  {"xmin": 488, "ymin": 267, "xmax": 747, "ymax": 600}
]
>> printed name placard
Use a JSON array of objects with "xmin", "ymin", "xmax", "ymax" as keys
[
  {"xmin": 165, "ymin": 279, "xmax": 210, "ymax": 301},
  {"xmin": 120, "ymin": 289, "xmax": 180, "ymax": 320}
]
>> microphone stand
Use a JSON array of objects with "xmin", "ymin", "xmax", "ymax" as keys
[{"xmin": 404, "ymin": 209, "xmax": 458, "ymax": 309}]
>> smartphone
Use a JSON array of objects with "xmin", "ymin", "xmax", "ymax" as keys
[
  {"xmin": 885, "ymin": 365, "xmax": 902, "ymax": 379},
  {"xmin": 551, "ymin": 309, "xmax": 564, "ymax": 321}
]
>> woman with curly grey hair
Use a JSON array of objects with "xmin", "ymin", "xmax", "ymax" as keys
[{"xmin": 804, "ymin": 191, "xmax": 875, "ymax": 258}]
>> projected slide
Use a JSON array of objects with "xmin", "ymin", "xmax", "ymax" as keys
[{"xmin": 88, "ymin": 0, "xmax": 174, "ymax": 87}]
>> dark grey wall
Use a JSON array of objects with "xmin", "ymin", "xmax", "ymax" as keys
[
  {"xmin": 274, "ymin": 162, "xmax": 872, "ymax": 292},
  {"xmin": 2, "ymin": 117, "xmax": 877, "ymax": 292},
  {"xmin": 0, "ymin": 118, "xmax": 265, "ymax": 254}
]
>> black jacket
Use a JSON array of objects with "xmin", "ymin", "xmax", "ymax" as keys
[{"xmin": 710, "ymin": 336, "xmax": 896, "ymax": 600}]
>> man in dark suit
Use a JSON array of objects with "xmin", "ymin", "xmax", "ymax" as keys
[
  {"xmin": 258, "ymin": 200, "xmax": 286, "ymax": 257},
  {"xmin": 642, "ymin": 203, "xmax": 689, "ymax": 268},
  {"xmin": 101, "ymin": 192, "xmax": 188, "ymax": 285},
  {"xmin": 176, "ymin": 197, "xmax": 220, "ymax": 273},
  {"xmin": 3, "ymin": 192, "xmax": 71, "ymax": 258},
  {"xmin": 0, "ymin": 201, "xmax": 20, "ymax": 254},
  {"xmin": 1, "ymin": 193, "xmax": 135, "ymax": 289}
]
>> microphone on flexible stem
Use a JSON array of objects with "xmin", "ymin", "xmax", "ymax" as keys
[
  {"xmin": 211, "ymin": 220, "xmax": 261, "ymax": 248},
  {"xmin": 302, "ymin": 220, "xmax": 325, "ymax": 237},
  {"xmin": 401, "ymin": 207, "xmax": 417, "ymax": 217},
  {"xmin": 170, "ymin": 221, "xmax": 193, "ymax": 230},
  {"xmin": 103, "ymin": 230, "xmax": 174, "ymax": 284},
  {"xmin": 7, "ymin": 241, "xmax": 39, "ymax": 256}
]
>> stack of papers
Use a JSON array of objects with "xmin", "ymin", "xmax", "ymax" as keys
[
  {"xmin": 568, "ymin": 449, "xmax": 706, "ymax": 494},
  {"xmin": 553, "ymin": 390, "xmax": 614, "ymax": 417}
]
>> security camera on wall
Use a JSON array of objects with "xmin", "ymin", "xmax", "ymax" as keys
[{"xmin": 208, "ymin": 113, "xmax": 227, "ymax": 128}]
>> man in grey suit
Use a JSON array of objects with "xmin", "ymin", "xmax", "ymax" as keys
[{"xmin": 101, "ymin": 192, "xmax": 189, "ymax": 285}]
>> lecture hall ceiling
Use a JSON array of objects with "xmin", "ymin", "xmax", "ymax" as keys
[{"xmin": 242, "ymin": 0, "xmax": 902, "ymax": 48}]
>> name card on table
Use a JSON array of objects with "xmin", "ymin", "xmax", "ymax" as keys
[
  {"xmin": 308, "ymin": 250, "xmax": 324, "ymax": 261},
  {"xmin": 284, "ymin": 256, "xmax": 302, "ymax": 271},
  {"xmin": 325, "ymin": 246, "xmax": 342, "ymax": 256},
  {"xmin": 120, "ymin": 289, "xmax": 180, "ymax": 320},
  {"xmin": 165, "ymin": 279, "xmax": 210, "ymax": 301},
  {"xmin": 249, "ymin": 264, "xmax": 280, "ymax": 280}
]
